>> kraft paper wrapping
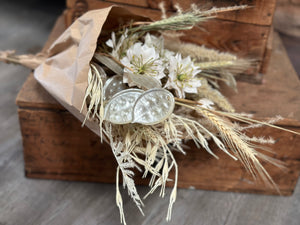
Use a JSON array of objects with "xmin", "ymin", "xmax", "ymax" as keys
[{"xmin": 34, "ymin": 6, "xmax": 149, "ymax": 136}]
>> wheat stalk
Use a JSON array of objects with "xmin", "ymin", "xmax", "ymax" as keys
[
  {"xmin": 130, "ymin": 5, "xmax": 248, "ymax": 33},
  {"xmin": 199, "ymin": 108, "xmax": 278, "ymax": 188},
  {"xmin": 197, "ymin": 79, "xmax": 235, "ymax": 112}
]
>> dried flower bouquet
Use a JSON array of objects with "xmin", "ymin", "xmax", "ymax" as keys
[{"xmin": 0, "ymin": 4, "xmax": 299, "ymax": 225}]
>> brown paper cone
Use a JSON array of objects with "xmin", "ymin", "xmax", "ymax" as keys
[{"xmin": 34, "ymin": 6, "xmax": 149, "ymax": 135}]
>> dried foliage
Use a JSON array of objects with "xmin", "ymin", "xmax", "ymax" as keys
[
  {"xmin": 78, "ymin": 5, "xmax": 298, "ymax": 225},
  {"xmin": 1, "ymin": 4, "xmax": 297, "ymax": 225}
]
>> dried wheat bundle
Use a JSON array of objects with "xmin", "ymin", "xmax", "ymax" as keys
[{"xmin": 81, "ymin": 6, "xmax": 297, "ymax": 225}]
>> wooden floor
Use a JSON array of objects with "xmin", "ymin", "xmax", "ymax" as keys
[{"xmin": 0, "ymin": 1, "xmax": 300, "ymax": 225}]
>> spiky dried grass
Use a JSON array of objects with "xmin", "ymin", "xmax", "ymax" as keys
[
  {"xmin": 164, "ymin": 40, "xmax": 238, "ymax": 62},
  {"xmin": 82, "ymin": 76, "xmax": 288, "ymax": 224},
  {"xmin": 81, "ymin": 64, "xmax": 106, "ymax": 141},
  {"xmin": 79, "ymin": 5, "xmax": 292, "ymax": 224},
  {"xmin": 81, "ymin": 64, "xmax": 291, "ymax": 224},
  {"xmin": 198, "ymin": 108, "xmax": 281, "ymax": 188},
  {"xmin": 130, "ymin": 5, "xmax": 248, "ymax": 33},
  {"xmin": 81, "ymin": 63, "xmax": 293, "ymax": 224},
  {"xmin": 197, "ymin": 78, "xmax": 235, "ymax": 113}
]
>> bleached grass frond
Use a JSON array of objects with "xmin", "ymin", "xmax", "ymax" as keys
[
  {"xmin": 191, "ymin": 4, "xmax": 249, "ymax": 16},
  {"xmin": 136, "ymin": 12, "xmax": 211, "ymax": 32},
  {"xmin": 101, "ymin": 121, "xmax": 181, "ymax": 223},
  {"xmin": 106, "ymin": 124, "xmax": 145, "ymax": 216},
  {"xmin": 199, "ymin": 58, "xmax": 253, "ymax": 91},
  {"xmin": 158, "ymin": 2, "xmax": 167, "ymax": 19},
  {"xmin": 197, "ymin": 79, "xmax": 235, "ymax": 113},
  {"xmin": 241, "ymin": 135, "xmax": 275, "ymax": 144},
  {"xmin": 173, "ymin": 98, "xmax": 287, "ymax": 190},
  {"xmin": 196, "ymin": 58, "xmax": 252, "ymax": 76},
  {"xmin": 116, "ymin": 167, "xmax": 126, "ymax": 225},
  {"xmin": 218, "ymin": 111, "xmax": 300, "ymax": 135},
  {"xmin": 174, "ymin": 3, "xmax": 183, "ymax": 14},
  {"xmin": 164, "ymin": 40, "xmax": 238, "ymax": 62},
  {"xmin": 237, "ymin": 115, "xmax": 283, "ymax": 131},
  {"xmin": 166, "ymin": 148, "xmax": 178, "ymax": 221},
  {"xmin": 80, "ymin": 63, "xmax": 105, "ymax": 141},
  {"xmin": 132, "ymin": 5, "xmax": 247, "ymax": 33}
]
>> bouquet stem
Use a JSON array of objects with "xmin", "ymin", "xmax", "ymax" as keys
[{"xmin": 0, "ymin": 50, "xmax": 46, "ymax": 70}]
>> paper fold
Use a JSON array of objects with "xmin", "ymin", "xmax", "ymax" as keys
[{"xmin": 34, "ymin": 6, "xmax": 149, "ymax": 135}]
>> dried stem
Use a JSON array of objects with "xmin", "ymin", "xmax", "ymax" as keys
[{"xmin": 0, "ymin": 50, "xmax": 46, "ymax": 69}]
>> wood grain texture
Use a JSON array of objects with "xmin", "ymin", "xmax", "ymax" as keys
[
  {"xmin": 226, "ymin": 32, "xmax": 300, "ymax": 121},
  {"xmin": 18, "ymin": 106, "xmax": 300, "ymax": 195},
  {"xmin": 16, "ymin": 15, "xmax": 300, "ymax": 196},
  {"xmin": 1, "ymin": 1, "xmax": 300, "ymax": 225},
  {"xmin": 259, "ymin": 27, "xmax": 273, "ymax": 75},
  {"xmin": 67, "ymin": 0, "xmax": 276, "ymax": 25},
  {"xmin": 64, "ymin": 0, "xmax": 273, "ymax": 82}
]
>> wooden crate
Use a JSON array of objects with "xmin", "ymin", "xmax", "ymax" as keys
[
  {"xmin": 16, "ymin": 15, "xmax": 300, "ymax": 195},
  {"xmin": 64, "ymin": 0, "xmax": 277, "ymax": 83}
]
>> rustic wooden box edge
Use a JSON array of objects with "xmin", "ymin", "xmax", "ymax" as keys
[
  {"xmin": 64, "ymin": 0, "xmax": 278, "ymax": 83},
  {"xmin": 16, "ymin": 15, "xmax": 300, "ymax": 196}
]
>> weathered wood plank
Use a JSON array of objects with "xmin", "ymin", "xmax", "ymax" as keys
[
  {"xmin": 172, "ymin": 0, "xmax": 276, "ymax": 26},
  {"xmin": 18, "ymin": 106, "xmax": 300, "ymax": 195},
  {"xmin": 64, "ymin": 1, "xmax": 271, "ymax": 80},
  {"xmin": 17, "ymin": 14, "xmax": 300, "ymax": 194},
  {"xmin": 226, "ymin": 32, "xmax": 300, "ymax": 120},
  {"xmin": 1, "ymin": 1, "xmax": 300, "ymax": 225},
  {"xmin": 16, "ymin": 24, "xmax": 300, "ymax": 196},
  {"xmin": 67, "ymin": 0, "xmax": 276, "ymax": 26}
]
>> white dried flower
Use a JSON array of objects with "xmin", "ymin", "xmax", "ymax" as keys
[
  {"xmin": 106, "ymin": 30, "xmax": 139, "ymax": 60},
  {"xmin": 165, "ymin": 53, "xmax": 201, "ymax": 98},
  {"xmin": 121, "ymin": 42, "xmax": 166, "ymax": 85},
  {"xmin": 144, "ymin": 33, "xmax": 175, "ymax": 63},
  {"xmin": 145, "ymin": 33, "xmax": 164, "ymax": 51},
  {"xmin": 106, "ymin": 31, "xmax": 128, "ymax": 59}
]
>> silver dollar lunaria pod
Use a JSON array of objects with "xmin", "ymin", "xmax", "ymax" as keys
[
  {"xmin": 132, "ymin": 88, "xmax": 175, "ymax": 125},
  {"xmin": 103, "ymin": 75, "xmax": 128, "ymax": 101},
  {"xmin": 103, "ymin": 74, "xmax": 175, "ymax": 125},
  {"xmin": 104, "ymin": 89, "xmax": 143, "ymax": 124},
  {"xmin": 104, "ymin": 88, "xmax": 175, "ymax": 125}
]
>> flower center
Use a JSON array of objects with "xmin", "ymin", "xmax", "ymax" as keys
[
  {"xmin": 137, "ymin": 64, "xmax": 147, "ymax": 74},
  {"xmin": 177, "ymin": 73, "xmax": 188, "ymax": 81},
  {"xmin": 131, "ymin": 56, "xmax": 156, "ymax": 76}
]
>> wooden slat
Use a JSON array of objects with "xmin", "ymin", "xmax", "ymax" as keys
[
  {"xmin": 259, "ymin": 27, "xmax": 274, "ymax": 74},
  {"xmin": 67, "ymin": 0, "xmax": 276, "ymax": 26},
  {"xmin": 3, "ymin": 1, "xmax": 300, "ymax": 224},
  {"xmin": 16, "ymin": 16, "xmax": 300, "ymax": 195},
  {"xmin": 65, "ymin": 0, "xmax": 276, "ymax": 82},
  {"xmin": 18, "ymin": 107, "xmax": 300, "ymax": 195},
  {"xmin": 64, "ymin": 2, "xmax": 269, "ymax": 64},
  {"xmin": 172, "ymin": 0, "xmax": 276, "ymax": 26},
  {"xmin": 225, "ymin": 32, "xmax": 300, "ymax": 121},
  {"xmin": 179, "ymin": 19, "xmax": 269, "ymax": 59},
  {"xmin": 16, "ymin": 74, "xmax": 64, "ymax": 110}
]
